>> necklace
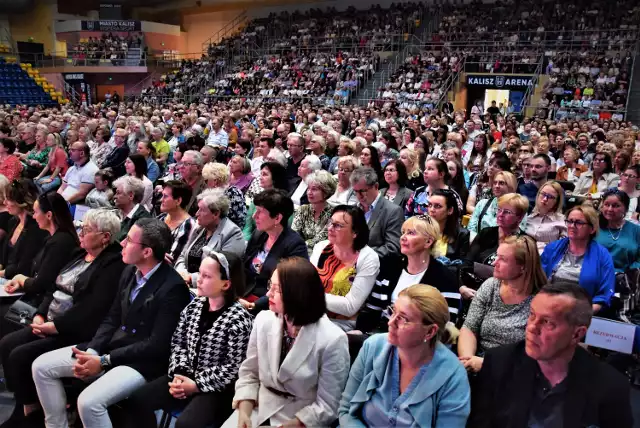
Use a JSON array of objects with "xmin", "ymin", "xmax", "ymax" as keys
[{"xmin": 607, "ymin": 224, "xmax": 623, "ymax": 241}]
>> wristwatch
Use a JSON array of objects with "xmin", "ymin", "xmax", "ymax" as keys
[{"xmin": 99, "ymin": 354, "xmax": 111, "ymax": 369}]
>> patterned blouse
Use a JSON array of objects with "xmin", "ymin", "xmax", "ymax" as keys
[
  {"xmin": 26, "ymin": 146, "xmax": 51, "ymax": 167},
  {"xmin": 315, "ymin": 243, "xmax": 358, "ymax": 320},
  {"xmin": 158, "ymin": 213, "xmax": 196, "ymax": 265},
  {"xmin": 292, "ymin": 204, "xmax": 332, "ymax": 254},
  {"xmin": 89, "ymin": 140, "xmax": 115, "ymax": 168},
  {"xmin": 525, "ymin": 211, "xmax": 567, "ymax": 253},
  {"xmin": 405, "ymin": 185, "xmax": 463, "ymax": 217},
  {"xmin": 224, "ymin": 186, "xmax": 247, "ymax": 230},
  {"xmin": 0, "ymin": 155, "xmax": 23, "ymax": 181}
]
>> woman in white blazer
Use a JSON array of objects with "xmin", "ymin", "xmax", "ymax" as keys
[
  {"xmin": 175, "ymin": 188, "xmax": 245, "ymax": 287},
  {"xmin": 225, "ymin": 257, "xmax": 350, "ymax": 428}
]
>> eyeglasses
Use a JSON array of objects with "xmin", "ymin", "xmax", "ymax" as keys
[
  {"xmin": 328, "ymin": 221, "xmax": 348, "ymax": 230},
  {"xmin": 79, "ymin": 226, "xmax": 104, "ymax": 237},
  {"xmin": 385, "ymin": 305, "xmax": 424, "ymax": 328},
  {"xmin": 353, "ymin": 187, "xmax": 371, "ymax": 196},
  {"xmin": 338, "ymin": 168, "xmax": 354, "ymax": 173},
  {"xmin": 593, "ymin": 158, "xmax": 606, "ymax": 163},
  {"xmin": 540, "ymin": 191, "xmax": 557, "ymax": 201},
  {"xmin": 565, "ymin": 219, "xmax": 589, "ymax": 227},
  {"xmin": 621, "ymin": 173, "xmax": 638, "ymax": 180},
  {"xmin": 178, "ymin": 161, "xmax": 198, "ymax": 167},
  {"xmin": 497, "ymin": 208, "xmax": 516, "ymax": 216}
]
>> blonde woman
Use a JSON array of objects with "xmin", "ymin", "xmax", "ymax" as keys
[
  {"xmin": 399, "ymin": 148, "xmax": 425, "ymax": 190},
  {"xmin": 467, "ymin": 171, "xmax": 525, "ymax": 241},
  {"xmin": 202, "ymin": 162, "xmax": 247, "ymax": 229},
  {"xmin": 459, "ymin": 235, "xmax": 547, "ymax": 373},
  {"xmin": 340, "ymin": 285, "xmax": 470, "ymax": 427},
  {"xmin": 35, "ymin": 133, "xmax": 68, "ymax": 194},
  {"xmin": 525, "ymin": 181, "xmax": 567, "ymax": 253},
  {"xmin": 328, "ymin": 156, "xmax": 360, "ymax": 207},
  {"xmin": 356, "ymin": 215, "xmax": 459, "ymax": 334}
]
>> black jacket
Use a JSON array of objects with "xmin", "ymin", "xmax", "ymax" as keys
[
  {"xmin": 468, "ymin": 341, "xmax": 633, "ymax": 428},
  {"xmin": 356, "ymin": 253, "xmax": 458, "ymax": 332},
  {"xmin": 1, "ymin": 215, "xmax": 49, "ymax": 278},
  {"xmin": 78, "ymin": 262, "xmax": 190, "ymax": 379},
  {"xmin": 116, "ymin": 205, "xmax": 151, "ymax": 242},
  {"xmin": 23, "ymin": 230, "xmax": 79, "ymax": 295},
  {"xmin": 102, "ymin": 144, "xmax": 130, "ymax": 177},
  {"xmin": 446, "ymin": 227, "xmax": 470, "ymax": 261},
  {"xmin": 243, "ymin": 227, "xmax": 308, "ymax": 298},
  {"xmin": 37, "ymin": 242, "xmax": 125, "ymax": 342}
]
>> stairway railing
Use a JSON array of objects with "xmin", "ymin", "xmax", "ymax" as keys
[
  {"xmin": 63, "ymin": 82, "xmax": 81, "ymax": 105},
  {"xmin": 201, "ymin": 10, "xmax": 248, "ymax": 54},
  {"xmin": 517, "ymin": 52, "xmax": 544, "ymax": 116}
]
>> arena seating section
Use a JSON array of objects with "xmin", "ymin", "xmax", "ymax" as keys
[{"xmin": 0, "ymin": 58, "xmax": 58, "ymax": 107}]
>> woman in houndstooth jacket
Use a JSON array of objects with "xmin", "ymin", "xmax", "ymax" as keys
[{"xmin": 126, "ymin": 250, "xmax": 253, "ymax": 428}]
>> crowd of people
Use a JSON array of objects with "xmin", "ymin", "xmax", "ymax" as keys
[
  {"xmin": 0, "ymin": 93, "xmax": 635, "ymax": 427},
  {"xmin": 69, "ymin": 33, "xmax": 144, "ymax": 66}
]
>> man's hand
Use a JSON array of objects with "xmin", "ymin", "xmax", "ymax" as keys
[{"xmin": 72, "ymin": 347, "xmax": 103, "ymax": 379}]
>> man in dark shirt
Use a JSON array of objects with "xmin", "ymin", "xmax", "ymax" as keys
[
  {"xmin": 486, "ymin": 100, "xmax": 500, "ymax": 119},
  {"xmin": 468, "ymin": 282, "xmax": 633, "ymax": 428},
  {"xmin": 517, "ymin": 153, "xmax": 550, "ymax": 212},
  {"xmin": 285, "ymin": 133, "xmax": 306, "ymax": 192}
]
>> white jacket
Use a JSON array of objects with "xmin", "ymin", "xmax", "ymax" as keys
[{"xmin": 229, "ymin": 311, "xmax": 350, "ymax": 427}]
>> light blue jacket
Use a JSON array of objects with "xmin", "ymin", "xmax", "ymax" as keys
[{"xmin": 338, "ymin": 334, "xmax": 470, "ymax": 428}]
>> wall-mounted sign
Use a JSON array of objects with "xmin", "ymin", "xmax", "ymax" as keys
[
  {"xmin": 466, "ymin": 75, "xmax": 534, "ymax": 88},
  {"xmin": 64, "ymin": 73, "xmax": 85, "ymax": 81},
  {"xmin": 81, "ymin": 20, "xmax": 141, "ymax": 32}
]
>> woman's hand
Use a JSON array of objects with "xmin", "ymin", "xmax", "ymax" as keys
[
  {"xmin": 238, "ymin": 298, "xmax": 255, "ymax": 311},
  {"xmin": 31, "ymin": 321, "xmax": 58, "ymax": 336},
  {"xmin": 459, "ymin": 355, "xmax": 484, "ymax": 372},
  {"xmin": 237, "ymin": 400, "xmax": 255, "ymax": 428},
  {"xmin": 4, "ymin": 280, "xmax": 21, "ymax": 294},
  {"xmin": 12, "ymin": 274, "xmax": 27, "ymax": 287},
  {"xmin": 279, "ymin": 418, "xmax": 305, "ymax": 427},
  {"xmin": 459, "ymin": 286, "xmax": 477, "ymax": 299},
  {"xmin": 168, "ymin": 374, "xmax": 199, "ymax": 399}
]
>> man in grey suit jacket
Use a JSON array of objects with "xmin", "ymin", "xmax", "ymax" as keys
[{"xmin": 351, "ymin": 167, "xmax": 403, "ymax": 262}]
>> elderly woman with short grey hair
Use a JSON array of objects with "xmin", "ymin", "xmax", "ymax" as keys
[
  {"xmin": 202, "ymin": 162, "xmax": 247, "ymax": 229},
  {"xmin": 175, "ymin": 188, "xmax": 245, "ymax": 288},
  {"xmin": 292, "ymin": 170, "xmax": 337, "ymax": 254},
  {"xmin": 0, "ymin": 207, "xmax": 125, "ymax": 427},
  {"xmin": 113, "ymin": 175, "xmax": 151, "ymax": 242},
  {"xmin": 309, "ymin": 135, "xmax": 331, "ymax": 170},
  {"xmin": 291, "ymin": 154, "xmax": 323, "ymax": 207},
  {"xmin": 229, "ymin": 154, "xmax": 253, "ymax": 195}
]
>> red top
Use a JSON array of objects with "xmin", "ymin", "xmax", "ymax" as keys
[
  {"xmin": 48, "ymin": 147, "xmax": 69, "ymax": 176},
  {"xmin": 0, "ymin": 155, "xmax": 23, "ymax": 181}
]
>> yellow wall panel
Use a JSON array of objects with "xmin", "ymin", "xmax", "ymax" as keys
[{"xmin": 9, "ymin": 1, "xmax": 55, "ymax": 54}]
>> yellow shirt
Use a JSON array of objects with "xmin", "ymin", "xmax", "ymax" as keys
[
  {"xmin": 152, "ymin": 139, "xmax": 170, "ymax": 156},
  {"xmin": 434, "ymin": 236, "xmax": 449, "ymax": 258},
  {"xmin": 589, "ymin": 178, "xmax": 598, "ymax": 194}
]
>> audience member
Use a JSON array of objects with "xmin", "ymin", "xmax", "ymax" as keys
[
  {"xmin": 157, "ymin": 180, "xmax": 195, "ymax": 265},
  {"xmin": 525, "ymin": 181, "xmax": 567, "ymax": 253},
  {"xmin": 113, "ymin": 176, "xmax": 151, "ymax": 242}
]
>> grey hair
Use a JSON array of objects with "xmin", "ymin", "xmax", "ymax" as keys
[
  {"xmin": 197, "ymin": 188, "xmax": 230, "ymax": 218},
  {"xmin": 183, "ymin": 150, "xmax": 204, "ymax": 166},
  {"xmin": 151, "ymin": 127, "xmax": 163, "ymax": 135},
  {"xmin": 305, "ymin": 170, "xmax": 337, "ymax": 200},
  {"xmin": 304, "ymin": 154, "xmax": 322, "ymax": 172},
  {"xmin": 312, "ymin": 135, "xmax": 327, "ymax": 150},
  {"xmin": 350, "ymin": 166, "xmax": 379, "ymax": 187},
  {"xmin": 83, "ymin": 208, "xmax": 121, "ymax": 243},
  {"xmin": 266, "ymin": 149, "xmax": 287, "ymax": 167},
  {"xmin": 113, "ymin": 176, "xmax": 146, "ymax": 204},
  {"xmin": 287, "ymin": 132, "xmax": 304, "ymax": 146}
]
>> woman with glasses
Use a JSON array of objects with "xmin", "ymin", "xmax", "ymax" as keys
[
  {"xmin": 175, "ymin": 188, "xmax": 245, "ymax": 289},
  {"xmin": 339, "ymin": 285, "xmax": 470, "ymax": 427},
  {"xmin": 467, "ymin": 193, "xmax": 529, "ymax": 268},
  {"xmin": 127, "ymin": 251, "xmax": 252, "ymax": 428},
  {"xmin": 230, "ymin": 257, "xmax": 350, "ymax": 428},
  {"xmin": 0, "ymin": 208, "xmax": 124, "ymax": 426},
  {"xmin": 328, "ymin": 155, "xmax": 359, "ymax": 207},
  {"xmin": 541, "ymin": 205, "xmax": 615, "ymax": 313},
  {"xmin": 595, "ymin": 189, "xmax": 640, "ymax": 273},
  {"xmin": 574, "ymin": 152, "xmax": 620, "ymax": 198},
  {"xmin": 380, "ymin": 160, "xmax": 413, "ymax": 209},
  {"xmin": 525, "ymin": 181, "xmax": 567, "ymax": 253},
  {"xmin": 556, "ymin": 146, "xmax": 588, "ymax": 183},
  {"xmin": 458, "ymin": 235, "xmax": 546, "ymax": 373},
  {"xmin": 310, "ymin": 205, "xmax": 380, "ymax": 332},
  {"xmin": 468, "ymin": 171, "xmax": 522, "ymax": 241},
  {"xmin": 618, "ymin": 165, "xmax": 640, "ymax": 219},
  {"xmin": 465, "ymin": 154, "xmax": 510, "ymax": 214},
  {"xmin": 356, "ymin": 214, "xmax": 458, "ymax": 336}
]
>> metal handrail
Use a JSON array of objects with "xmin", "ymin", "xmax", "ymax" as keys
[
  {"xmin": 624, "ymin": 40, "xmax": 640, "ymax": 115},
  {"xmin": 62, "ymin": 82, "xmax": 81, "ymax": 105},
  {"xmin": 202, "ymin": 10, "xmax": 248, "ymax": 53},
  {"xmin": 518, "ymin": 56, "xmax": 544, "ymax": 113},
  {"xmin": 436, "ymin": 57, "xmax": 466, "ymax": 108}
]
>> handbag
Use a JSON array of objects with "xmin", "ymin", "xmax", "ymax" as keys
[{"xmin": 4, "ymin": 298, "xmax": 38, "ymax": 328}]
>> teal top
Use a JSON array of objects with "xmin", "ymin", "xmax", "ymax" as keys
[{"xmin": 595, "ymin": 221, "xmax": 640, "ymax": 273}]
